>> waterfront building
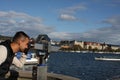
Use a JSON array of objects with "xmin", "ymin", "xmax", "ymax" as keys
[
  {"xmin": 106, "ymin": 44, "xmax": 120, "ymax": 51},
  {"xmin": 73, "ymin": 40, "xmax": 84, "ymax": 48},
  {"xmin": 84, "ymin": 41, "xmax": 102, "ymax": 50},
  {"xmin": 59, "ymin": 40, "xmax": 120, "ymax": 52}
]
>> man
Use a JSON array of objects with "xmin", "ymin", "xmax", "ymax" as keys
[{"xmin": 0, "ymin": 31, "xmax": 30, "ymax": 80}]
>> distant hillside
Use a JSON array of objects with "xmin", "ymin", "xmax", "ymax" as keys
[{"xmin": 0, "ymin": 35, "xmax": 12, "ymax": 40}]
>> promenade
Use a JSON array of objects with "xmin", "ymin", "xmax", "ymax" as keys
[{"xmin": 6, "ymin": 70, "xmax": 80, "ymax": 80}]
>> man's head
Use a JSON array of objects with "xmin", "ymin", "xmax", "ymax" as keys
[{"xmin": 12, "ymin": 31, "xmax": 30, "ymax": 52}]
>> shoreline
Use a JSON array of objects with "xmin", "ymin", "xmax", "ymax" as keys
[{"xmin": 58, "ymin": 50, "xmax": 120, "ymax": 54}]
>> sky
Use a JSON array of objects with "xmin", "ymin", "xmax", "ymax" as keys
[{"xmin": 0, "ymin": 0, "xmax": 120, "ymax": 45}]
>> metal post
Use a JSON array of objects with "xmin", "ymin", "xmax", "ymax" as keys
[
  {"xmin": 32, "ymin": 66, "xmax": 37, "ymax": 80},
  {"xmin": 37, "ymin": 65, "xmax": 47, "ymax": 80}
]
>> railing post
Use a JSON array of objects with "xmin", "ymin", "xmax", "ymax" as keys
[{"xmin": 37, "ymin": 65, "xmax": 47, "ymax": 80}]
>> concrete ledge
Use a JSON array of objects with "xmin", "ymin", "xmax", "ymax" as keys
[
  {"xmin": 6, "ymin": 70, "xmax": 80, "ymax": 80},
  {"xmin": 47, "ymin": 73, "xmax": 80, "ymax": 80}
]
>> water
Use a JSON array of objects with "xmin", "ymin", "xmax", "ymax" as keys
[{"xmin": 47, "ymin": 52, "xmax": 120, "ymax": 80}]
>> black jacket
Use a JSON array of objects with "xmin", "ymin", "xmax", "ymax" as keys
[{"xmin": 0, "ymin": 40, "xmax": 15, "ymax": 77}]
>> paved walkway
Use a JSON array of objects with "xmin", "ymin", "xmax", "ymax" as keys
[{"xmin": 7, "ymin": 70, "xmax": 80, "ymax": 80}]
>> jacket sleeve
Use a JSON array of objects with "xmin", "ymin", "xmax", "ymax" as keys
[
  {"xmin": 0, "ymin": 45, "xmax": 7, "ymax": 65},
  {"xmin": 12, "ymin": 53, "xmax": 27, "ymax": 68}
]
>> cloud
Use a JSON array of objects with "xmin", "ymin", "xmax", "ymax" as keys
[
  {"xmin": 102, "ymin": 15, "xmax": 120, "ymax": 26},
  {"xmin": 81, "ymin": 15, "xmax": 120, "ymax": 44},
  {"xmin": 0, "ymin": 11, "xmax": 120, "ymax": 45},
  {"xmin": 59, "ymin": 14, "xmax": 78, "ymax": 21},
  {"xmin": 0, "ymin": 11, "xmax": 55, "ymax": 37},
  {"xmin": 49, "ymin": 25, "xmax": 120, "ymax": 45},
  {"xmin": 58, "ymin": 3, "xmax": 87, "ymax": 21},
  {"xmin": 49, "ymin": 32, "xmax": 80, "ymax": 40},
  {"xmin": 49, "ymin": 15, "xmax": 120, "ymax": 45}
]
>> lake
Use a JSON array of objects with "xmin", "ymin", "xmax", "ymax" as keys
[{"xmin": 47, "ymin": 52, "xmax": 120, "ymax": 80}]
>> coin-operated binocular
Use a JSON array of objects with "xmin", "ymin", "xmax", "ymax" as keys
[{"xmin": 31, "ymin": 34, "xmax": 51, "ymax": 80}]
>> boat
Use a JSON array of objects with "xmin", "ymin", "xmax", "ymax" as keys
[
  {"xmin": 95, "ymin": 57, "xmax": 120, "ymax": 61},
  {"xmin": 25, "ymin": 58, "xmax": 38, "ymax": 64}
]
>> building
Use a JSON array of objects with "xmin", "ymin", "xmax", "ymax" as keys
[{"xmin": 59, "ymin": 40, "xmax": 120, "ymax": 52}]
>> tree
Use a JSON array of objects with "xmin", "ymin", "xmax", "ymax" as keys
[{"xmin": 88, "ymin": 46, "xmax": 92, "ymax": 51}]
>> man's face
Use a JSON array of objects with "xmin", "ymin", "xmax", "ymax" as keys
[{"xmin": 19, "ymin": 37, "xmax": 30, "ymax": 52}]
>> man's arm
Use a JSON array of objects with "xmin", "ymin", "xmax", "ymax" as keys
[
  {"xmin": 12, "ymin": 53, "xmax": 27, "ymax": 68},
  {"xmin": 0, "ymin": 45, "xmax": 7, "ymax": 65}
]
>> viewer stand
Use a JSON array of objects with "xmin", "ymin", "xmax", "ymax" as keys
[{"xmin": 31, "ymin": 34, "xmax": 51, "ymax": 80}]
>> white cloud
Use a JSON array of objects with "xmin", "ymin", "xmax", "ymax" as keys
[
  {"xmin": 0, "ymin": 11, "xmax": 55, "ymax": 37},
  {"xmin": 0, "ymin": 11, "xmax": 120, "ymax": 45},
  {"xmin": 81, "ymin": 15, "xmax": 120, "ymax": 44},
  {"xmin": 50, "ymin": 15, "xmax": 120, "ymax": 45},
  {"xmin": 102, "ymin": 15, "xmax": 120, "ymax": 26},
  {"xmin": 49, "ymin": 32, "xmax": 76, "ymax": 40},
  {"xmin": 58, "ymin": 3, "xmax": 87, "ymax": 21},
  {"xmin": 59, "ymin": 14, "xmax": 78, "ymax": 21}
]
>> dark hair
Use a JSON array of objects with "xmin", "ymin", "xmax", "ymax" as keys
[{"xmin": 12, "ymin": 31, "xmax": 29, "ymax": 42}]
